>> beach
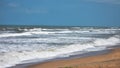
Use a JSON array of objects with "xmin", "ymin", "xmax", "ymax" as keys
[
  {"xmin": 28, "ymin": 48, "xmax": 120, "ymax": 68},
  {"xmin": 0, "ymin": 26, "xmax": 120, "ymax": 68},
  {"xmin": 1, "ymin": 0, "xmax": 120, "ymax": 67}
]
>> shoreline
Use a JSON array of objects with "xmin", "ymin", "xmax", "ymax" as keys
[
  {"xmin": 9, "ymin": 45, "xmax": 120, "ymax": 68},
  {"xmin": 27, "ymin": 47, "xmax": 120, "ymax": 68},
  {"xmin": 9, "ymin": 49, "xmax": 110, "ymax": 68}
]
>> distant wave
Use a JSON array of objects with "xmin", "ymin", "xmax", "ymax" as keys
[{"xmin": 0, "ymin": 27, "xmax": 119, "ymax": 38}]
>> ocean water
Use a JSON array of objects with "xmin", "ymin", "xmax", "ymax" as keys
[{"xmin": 0, "ymin": 26, "xmax": 120, "ymax": 68}]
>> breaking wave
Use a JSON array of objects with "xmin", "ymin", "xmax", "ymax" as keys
[{"xmin": 0, "ymin": 26, "xmax": 120, "ymax": 68}]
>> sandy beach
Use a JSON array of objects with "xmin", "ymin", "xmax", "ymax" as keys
[{"xmin": 28, "ymin": 48, "xmax": 120, "ymax": 68}]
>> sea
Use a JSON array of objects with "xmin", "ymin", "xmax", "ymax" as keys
[{"xmin": 0, "ymin": 25, "xmax": 120, "ymax": 68}]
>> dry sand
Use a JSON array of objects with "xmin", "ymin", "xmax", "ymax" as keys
[{"xmin": 28, "ymin": 48, "xmax": 120, "ymax": 68}]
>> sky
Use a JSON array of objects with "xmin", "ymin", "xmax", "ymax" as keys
[{"xmin": 0, "ymin": 0, "xmax": 120, "ymax": 26}]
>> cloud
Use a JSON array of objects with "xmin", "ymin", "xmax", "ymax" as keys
[
  {"xmin": 6, "ymin": 2, "xmax": 48, "ymax": 14},
  {"xmin": 84, "ymin": 0, "xmax": 120, "ymax": 4},
  {"xmin": 2, "ymin": 1, "xmax": 48, "ymax": 14},
  {"xmin": 22, "ymin": 8, "xmax": 48, "ymax": 14},
  {"xmin": 8, "ymin": 3, "xmax": 19, "ymax": 8}
]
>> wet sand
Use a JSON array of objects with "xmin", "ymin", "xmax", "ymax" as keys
[{"xmin": 28, "ymin": 48, "xmax": 120, "ymax": 68}]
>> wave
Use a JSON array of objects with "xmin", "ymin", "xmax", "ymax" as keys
[
  {"xmin": 94, "ymin": 36, "xmax": 120, "ymax": 46},
  {"xmin": 0, "ymin": 32, "xmax": 32, "ymax": 38},
  {"xmin": 0, "ymin": 32, "xmax": 54, "ymax": 38},
  {"xmin": 0, "ymin": 27, "xmax": 120, "ymax": 68},
  {"xmin": 0, "ymin": 35, "xmax": 120, "ymax": 68},
  {"xmin": 0, "ymin": 28, "xmax": 119, "ymax": 38}
]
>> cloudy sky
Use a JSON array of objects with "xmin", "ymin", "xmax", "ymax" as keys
[{"xmin": 0, "ymin": 0, "xmax": 120, "ymax": 26}]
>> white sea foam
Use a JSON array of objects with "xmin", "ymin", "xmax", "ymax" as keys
[
  {"xmin": 0, "ymin": 33, "xmax": 32, "ymax": 37},
  {"xmin": 0, "ymin": 27, "xmax": 120, "ymax": 68},
  {"xmin": 94, "ymin": 36, "xmax": 120, "ymax": 46},
  {"xmin": 0, "ymin": 35, "xmax": 120, "ymax": 68},
  {"xmin": 30, "ymin": 28, "xmax": 42, "ymax": 31},
  {"xmin": 0, "ymin": 31, "xmax": 54, "ymax": 38},
  {"xmin": 0, "ymin": 28, "xmax": 119, "ymax": 38}
]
